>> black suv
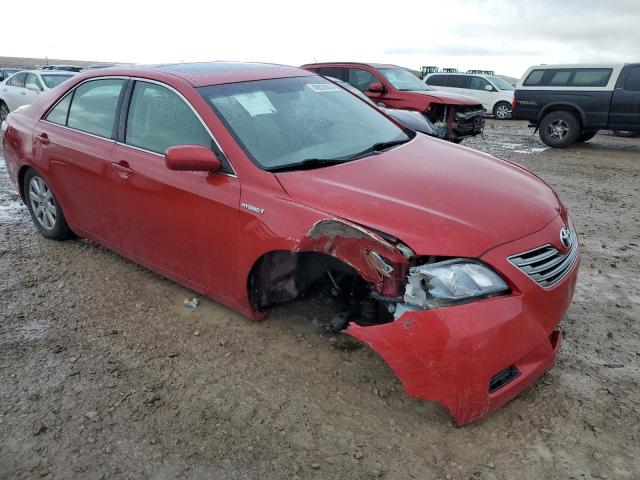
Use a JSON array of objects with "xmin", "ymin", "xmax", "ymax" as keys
[{"xmin": 513, "ymin": 64, "xmax": 640, "ymax": 147}]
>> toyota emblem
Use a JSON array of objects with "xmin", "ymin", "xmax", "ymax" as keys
[{"xmin": 560, "ymin": 227, "xmax": 572, "ymax": 249}]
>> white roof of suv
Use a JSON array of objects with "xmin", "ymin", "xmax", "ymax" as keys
[{"xmin": 517, "ymin": 64, "xmax": 626, "ymax": 91}]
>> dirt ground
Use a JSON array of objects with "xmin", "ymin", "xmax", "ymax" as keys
[{"xmin": 1, "ymin": 120, "xmax": 639, "ymax": 480}]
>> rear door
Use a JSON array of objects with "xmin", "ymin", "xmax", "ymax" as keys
[
  {"xmin": 109, "ymin": 79, "xmax": 240, "ymax": 296},
  {"xmin": 610, "ymin": 65, "xmax": 640, "ymax": 129},
  {"xmin": 467, "ymin": 76, "xmax": 493, "ymax": 110},
  {"xmin": 36, "ymin": 78, "xmax": 126, "ymax": 244},
  {"xmin": 2, "ymin": 72, "xmax": 28, "ymax": 111}
]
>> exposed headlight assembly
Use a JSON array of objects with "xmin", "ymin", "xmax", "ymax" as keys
[{"xmin": 404, "ymin": 259, "xmax": 509, "ymax": 309}]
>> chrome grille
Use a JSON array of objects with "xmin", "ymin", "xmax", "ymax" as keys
[{"xmin": 508, "ymin": 241, "xmax": 578, "ymax": 288}]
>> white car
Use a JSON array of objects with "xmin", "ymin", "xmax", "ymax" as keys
[
  {"xmin": 424, "ymin": 73, "xmax": 515, "ymax": 119},
  {"xmin": 0, "ymin": 70, "xmax": 75, "ymax": 121}
]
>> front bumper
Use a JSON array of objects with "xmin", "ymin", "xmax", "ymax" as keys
[
  {"xmin": 345, "ymin": 215, "xmax": 579, "ymax": 425},
  {"xmin": 453, "ymin": 107, "xmax": 485, "ymax": 138}
]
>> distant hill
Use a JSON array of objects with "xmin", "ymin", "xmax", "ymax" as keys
[{"xmin": 0, "ymin": 56, "xmax": 121, "ymax": 69}]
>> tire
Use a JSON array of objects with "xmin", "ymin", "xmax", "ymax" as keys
[
  {"xmin": 492, "ymin": 101, "xmax": 512, "ymax": 120},
  {"xmin": 539, "ymin": 111, "xmax": 581, "ymax": 148},
  {"xmin": 577, "ymin": 130, "xmax": 598, "ymax": 142},
  {"xmin": 23, "ymin": 169, "xmax": 73, "ymax": 240},
  {"xmin": 0, "ymin": 101, "xmax": 9, "ymax": 123},
  {"xmin": 612, "ymin": 130, "xmax": 638, "ymax": 138}
]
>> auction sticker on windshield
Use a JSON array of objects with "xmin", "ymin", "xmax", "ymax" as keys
[
  {"xmin": 307, "ymin": 83, "xmax": 340, "ymax": 92},
  {"xmin": 234, "ymin": 91, "xmax": 277, "ymax": 117}
]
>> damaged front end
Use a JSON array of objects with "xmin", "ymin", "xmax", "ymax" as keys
[
  {"xmin": 425, "ymin": 103, "xmax": 485, "ymax": 142},
  {"xmin": 249, "ymin": 218, "xmax": 572, "ymax": 426}
]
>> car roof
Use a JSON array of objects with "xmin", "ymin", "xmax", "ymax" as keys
[
  {"xmin": 78, "ymin": 62, "xmax": 314, "ymax": 87},
  {"xmin": 301, "ymin": 62, "xmax": 399, "ymax": 69},
  {"xmin": 524, "ymin": 63, "xmax": 627, "ymax": 70}
]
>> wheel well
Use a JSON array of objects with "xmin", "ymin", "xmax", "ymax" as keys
[
  {"xmin": 17, "ymin": 166, "xmax": 33, "ymax": 203},
  {"xmin": 539, "ymin": 105, "xmax": 583, "ymax": 127},
  {"xmin": 247, "ymin": 250, "xmax": 395, "ymax": 329},
  {"xmin": 247, "ymin": 250, "xmax": 367, "ymax": 310}
]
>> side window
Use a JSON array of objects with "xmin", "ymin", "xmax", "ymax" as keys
[
  {"xmin": 8, "ymin": 72, "xmax": 27, "ymax": 87},
  {"xmin": 25, "ymin": 73, "xmax": 43, "ymax": 91},
  {"xmin": 348, "ymin": 68, "xmax": 380, "ymax": 92},
  {"xmin": 449, "ymin": 75, "xmax": 471, "ymax": 89},
  {"xmin": 125, "ymin": 81, "xmax": 212, "ymax": 155},
  {"xmin": 624, "ymin": 66, "xmax": 640, "ymax": 91},
  {"xmin": 67, "ymin": 79, "xmax": 125, "ymax": 138},
  {"xmin": 317, "ymin": 67, "xmax": 347, "ymax": 81},
  {"xmin": 469, "ymin": 76, "xmax": 490, "ymax": 90},
  {"xmin": 523, "ymin": 70, "xmax": 544, "ymax": 86},
  {"xmin": 45, "ymin": 92, "xmax": 73, "ymax": 125},
  {"xmin": 426, "ymin": 75, "xmax": 447, "ymax": 86},
  {"xmin": 550, "ymin": 71, "xmax": 571, "ymax": 85},
  {"xmin": 572, "ymin": 69, "xmax": 612, "ymax": 87}
]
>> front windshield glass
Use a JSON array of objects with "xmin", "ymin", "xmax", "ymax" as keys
[
  {"xmin": 378, "ymin": 68, "xmax": 433, "ymax": 91},
  {"xmin": 199, "ymin": 76, "xmax": 410, "ymax": 170},
  {"xmin": 487, "ymin": 76, "xmax": 515, "ymax": 90},
  {"xmin": 42, "ymin": 74, "xmax": 73, "ymax": 88}
]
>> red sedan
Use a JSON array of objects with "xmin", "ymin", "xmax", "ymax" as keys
[{"xmin": 1, "ymin": 62, "xmax": 579, "ymax": 425}]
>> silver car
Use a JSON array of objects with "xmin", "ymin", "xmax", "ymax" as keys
[{"xmin": 0, "ymin": 70, "xmax": 75, "ymax": 121}]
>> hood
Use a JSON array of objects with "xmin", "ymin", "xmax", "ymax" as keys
[
  {"xmin": 276, "ymin": 135, "xmax": 560, "ymax": 258},
  {"xmin": 409, "ymin": 90, "xmax": 482, "ymax": 106}
]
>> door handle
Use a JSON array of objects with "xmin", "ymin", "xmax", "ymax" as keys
[
  {"xmin": 111, "ymin": 161, "xmax": 134, "ymax": 177},
  {"xmin": 35, "ymin": 133, "xmax": 50, "ymax": 145},
  {"xmin": 20, "ymin": 91, "xmax": 27, "ymax": 95}
]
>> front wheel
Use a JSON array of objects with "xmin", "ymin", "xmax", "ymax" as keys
[
  {"xmin": 0, "ymin": 101, "xmax": 9, "ymax": 123},
  {"xmin": 493, "ymin": 101, "xmax": 512, "ymax": 120},
  {"xmin": 539, "ymin": 111, "xmax": 581, "ymax": 148},
  {"xmin": 23, "ymin": 169, "xmax": 73, "ymax": 240},
  {"xmin": 612, "ymin": 130, "xmax": 638, "ymax": 138}
]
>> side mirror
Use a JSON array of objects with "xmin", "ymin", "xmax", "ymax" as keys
[
  {"xmin": 26, "ymin": 83, "xmax": 41, "ymax": 92},
  {"xmin": 367, "ymin": 82, "xmax": 384, "ymax": 94},
  {"xmin": 484, "ymin": 85, "xmax": 494, "ymax": 92},
  {"xmin": 165, "ymin": 145, "xmax": 221, "ymax": 172}
]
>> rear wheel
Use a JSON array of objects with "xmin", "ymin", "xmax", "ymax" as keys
[
  {"xmin": 0, "ymin": 101, "xmax": 9, "ymax": 123},
  {"xmin": 577, "ymin": 130, "xmax": 598, "ymax": 142},
  {"xmin": 539, "ymin": 111, "xmax": 581, "ymax": 148},
  {"xmin": 493, "ymin": 101, "xmax": 512, "ymax": 120},
  {"xmin": 23, "ymin": 169, "xmax": 73, "ymax": 240}
]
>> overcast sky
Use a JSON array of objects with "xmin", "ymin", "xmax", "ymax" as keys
[{"xmin": 3, "ymin": 0, "xmax": 639, "ymax": 79}]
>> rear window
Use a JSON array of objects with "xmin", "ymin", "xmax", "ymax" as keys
[
  {"xmin": 523, "ymin": 68, "xmax": 613, "ymax": 87},
  {"xmin": 42, "ymin": 74, "xmax": 73, "ymax": 89},
  {"xmin": 624, "ymin": 66, "xmax": 640, "ymax": 91}
]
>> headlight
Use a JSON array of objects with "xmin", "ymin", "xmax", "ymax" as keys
[{"xmin": 404, "ymin": 259, "xmax": 509, "ymax": 308}]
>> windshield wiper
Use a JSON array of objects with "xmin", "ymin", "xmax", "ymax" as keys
[
  {"xmin": 266, "ymin": 158, "xmax": 348, "ymax": 172},
  {"xmin": 344, "ymin": 137, "xmax": 412, "ymax": 160}
]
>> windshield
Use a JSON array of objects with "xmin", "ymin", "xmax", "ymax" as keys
[
  {"xmin": 487, "ymin": 76, "xmax": 515, "ymax": 91},
  {"xmin": 378, "ymin": 68, "xmax": 433, "ymax": 91},
  {"xmin": 42, "ymin": 74, "xmax": 73, "ymax": 88},
  {"xmin": 199, "ymin": 76, "xmax": 410, "ymax": 170}
]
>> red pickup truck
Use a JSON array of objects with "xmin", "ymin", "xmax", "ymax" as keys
[{"xmin": 302, "ymin": 62, "xmax": 485, "ymax": 142}]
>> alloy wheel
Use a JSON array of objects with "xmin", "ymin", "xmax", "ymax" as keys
[
  {"xmin": 496, "ymin": 105, "xmax": 511, "ymax": 119},
  {"xmin": 548, "ymin": 119, "xmax": 569, "ymax": 140},
  {"xmin": 0, "ymin": 103, "xmax": 8, "ymax": 122},
  {"xmin": 29, "ymin": 176, "xmax": 57, "ymax": 230}
]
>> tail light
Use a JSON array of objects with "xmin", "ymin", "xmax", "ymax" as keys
[{"xmin": 512, "ymin": 96, "xmax": 517, "ymax": 110}]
